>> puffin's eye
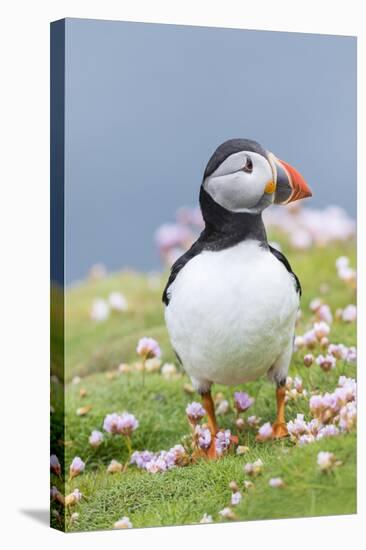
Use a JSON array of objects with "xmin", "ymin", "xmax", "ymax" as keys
[{"xmin": 242, "ymin": 156, "xmax": 253, "ymax": 173}]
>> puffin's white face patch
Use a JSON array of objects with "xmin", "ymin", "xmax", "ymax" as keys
[{"xmin": 203, "ymin": 151, "xmax": 274, "ymax": 212}]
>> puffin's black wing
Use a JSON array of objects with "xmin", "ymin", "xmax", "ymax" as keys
[
  {"xmin": 269, "ymin": 245, "xmax": 302, "ymax": 296},
  {"xmin": 162, "ymin": 240, "xmax": 204, "ymax": 306}
]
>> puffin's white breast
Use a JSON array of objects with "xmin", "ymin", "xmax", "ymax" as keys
[{"xmin": 164, "ymin": 240, "xmax": 299, "ymax": 386}]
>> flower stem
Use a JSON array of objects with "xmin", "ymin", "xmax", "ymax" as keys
[
  {"xmin": 142, "ymin": 357, "xmax": 146, "ymax": 388},
  {"xmin": 123, "ymin": 435, "xmax": 133, "ymax": 472}
]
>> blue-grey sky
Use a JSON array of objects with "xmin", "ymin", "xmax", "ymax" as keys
[{"xmin": 64, "ymin": 18, "xmax": 356, "ymax": 284}]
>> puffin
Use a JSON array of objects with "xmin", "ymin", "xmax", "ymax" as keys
[{"xmin": 163, "ymin": 139, "xmax": 312, "ymax": 458}]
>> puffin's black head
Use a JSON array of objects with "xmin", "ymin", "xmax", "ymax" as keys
[{"xmin": 200, "ymin": 138, "xmax": 312, "ymax": 219}]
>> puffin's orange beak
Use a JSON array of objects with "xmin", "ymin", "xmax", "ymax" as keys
[{"xmin": 269, "ymin": 154, "xmax": 312, "ymax": 204}]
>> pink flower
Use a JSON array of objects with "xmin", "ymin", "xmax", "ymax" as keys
[
  {"xmin": 136, "ymin": 337, "xmax": 161, "ymax": 359},
  {"xmin": 303, "ymin": 330, "xmax": 317, "ymax": 349},
  {"xmin": 69, "ymin": 457, "xmax": 85, "ymax": 479},
  {"xmin": 256, "ymin": 422, "xmax": 273, "ymax": 442},
  {"xmin": 269, "ymin": 477, "xmax": 284, "ymax": 488},
  {"xmin": 328, "ymin": 343, "xmax": 348, "ymax": 360},
  {"xmin": 114, "ymin": 516, "xmax": 132, "ymax": 529},
  {"xmin": 316, "ymin": 354, "xmax": 336, "ymax": 372},
  {"xmin": 231, "ymin": 491, "xmax": 242, "ymax": 505},
  {"xmin": 50, "ymin": 454, "xmax": 61, "ymax": 476},
  {"xmin": 339, "ymin": 402, "xmax": 357, "ymax": 432},
  {"xmin": 309, "ymin": 298, "xmax": 323, "ymax": 312},
  {"xmin": 309, "ymin": 394, "xmax": 324, "ymax": 415},
  {"xmin": 67, "ymin": 488, "xmax": 82, "ymax": 505},
  {"xmin": 186, "ymin": 402, "xmax": 206, "ymax": 423},
  {"xmin": 90, "ymin": 298, "xmax": 110, "ymax": 322},
  {"xmin": 154, "ymin": 223, "xmax": 193, "ymax": 252},
  {"xmin": 195, "ymin": 425, "xmax": 211, "ymax": 449},
  {"xmin": 103, "ymin": 412, "xmax": 139, "ymax": 436},
  {"xmin": 287, "ymin": 414, "xmax": 308, "ymax": 437},
  {"xmin": 303, "ymin": 354, "xmax": 314, "ymax": 367},
  {"xmin": 313, "ymin": 321, "xmax": 330, "ymax": 340},
  {"xmin": 316, "ymin": 424, "xmax": 339, "ymax": 440},
  {"xmin": 200, "ymin": 513, "xmax": 213, "ymax": 524},
  {"xmin": 215, "ymin": 429, "xmax": 232, "ymax": 456},
  {"xmin": 294, "ymin": 377, "xmax": 303, "ymax": 393},
  {"xmin": 316, "ymin": 304, "xmax": 333, "ymax": 324},
  {"xmin": 247, "ymin": 415, "xmax": 261, "ymax": 428},
  {"xmin": 346, "ymin": 347, "xmax": 357, "ymax": 364},
  {"xmin": 335, "ymin": 256, "xmax": 349, "ymax": 271},
  {"xmin": 342, "ymin": 304, "xmax": 357, "ymax": 322},
  {"xmin": 317, "ymin": 451, "xmax": 336, "ymax": 471},
  {"xmin": 234, "ymin": 391, "xmax": 254, "ymax": 413},
  {"xmin": 244, "ymin": 459, "xmax": 263, "ymax": 476},
  {"xmin": 298, "ymin": 434, "xmax": 315, "ymax": 446},
  {"xmin": 89, "ymin": 430, "xmax": 103, "ymax": 448},
  {"xmin": 108, "ymin": 292, "xmax": 128, "ymax": 312}
]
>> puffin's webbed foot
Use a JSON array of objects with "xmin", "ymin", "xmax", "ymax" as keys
[{"xmin": 272, "ymin": 421, "xmax": 288, "ymax": 439}]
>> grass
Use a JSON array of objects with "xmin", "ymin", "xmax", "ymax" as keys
[{"xmin": 50, "ymin": 236, "xmax": 356, "ymax": 531}]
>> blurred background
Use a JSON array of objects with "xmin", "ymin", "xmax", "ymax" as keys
[{"xmin": 64, "ymin": 19, "xmax": 356, "ymax": 285}]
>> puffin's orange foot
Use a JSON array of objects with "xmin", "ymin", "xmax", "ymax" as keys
[{"xmin": 272, "ymin": 422, "xmax": 289, "ymax": 439}]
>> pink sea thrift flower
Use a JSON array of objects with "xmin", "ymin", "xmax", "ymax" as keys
[
  {"xmin": 50, "ymin": 454, "xmax": 61, "ymax": 476},
  {"xmin": 316, "ymin": 424, "xmax": 339, "ymax": 440},
  {"xmin": 136, "ymin": 337, "xmax": 161, "ymax": 359},
  {"xmin": 328, "ymin": 343, "xmax": 348, "ymax": 360},
  {"xmin": 231, "ymin": 491, "xmax": 242, "ymax": 505},
  {"xmin": 89, "ymin": 430, "xmax": 103, "ymax": 448},
  {"xmin": 316, "ymin": 304, "xmax": 333, "ymax": 324},
  {"xmin": 186, "ymin": 402, "xmax": 206, "ymax": 424},
  {"xmin": 114, "ymin": 516, "xmax": 132, "ymax": 529},
  {"xmin": 313, "ymin": 321, "xmax": 330, "ymax": 340},
  {"xmin": 269, "ymin": 477, "xmax": 284, "ymax": 488},
  {"xmin": 294, "ymin": 377, "xmax": 304, "ymax": 393},
  {"xmin": 317, "ymin": 451, "xmax": 336, "ymax": 471},
  {"xmin": 195, "ymin": 425, "xmax": 211, "ymax": 449},
  {"xmin": 247, "ymin": 415, "xmax": 261, "ymax": 428},
  {"xmin": 287, "ymin": 414, "xmax": 308, "ymax": 438},
  {"xmin": 107, "ymin": 459, "xmax": 123, "ymax": 474},
  {"xmin": 200, "ymin": 513, "xmax": 213, "ymax": 524},
  {"xmin": 108, "ymin": 292, "xmax": 128, "ymax": 312},
  {"xmin": 103, "ymin": 412, "xmax": 139, "ymax": 436},
  {"xmin": 316, "ymin": 354, "xmax": 336, "ymax": 372},
  {"xmin": 257, "ymin": 422, "xmax": 273, "ymax": 441},
  {"xmin": 219, "ymin": 507, "xmax": 237, "ymax": 520},
  {"xmin": 298, "ymin": 434, "xmax": 315, "ymax": 446},
  {"xmin": 244, "ymin": 459, "xmax": 263, "ymax": 476},
  {"xmin": 346, "ymin": 347, "xmax": 357, "ymax": 364},
  {"xmin": 234, "ymin": 391, "xmax": 254, "ymax": 412},
  {"xmin": 130, "ymin": 450, "xmax": 154, "ymax": 468},
  {"xmin": 303, "ymin": 329, "xmax": 317, "ymax": 349},
  {"xmin": 303, "ymin": 353, "xmax": 314, "ymax": 367},
  {"xmin": 336, "ymin": 256, "xmax": 349, "ymax": 271},
  {"xmin": 69, "ymin": 457, "xmax": 85, "ymax": 479},
  {"xmin": 215, "ymin": 430, "xmax": 232, "ymax": 456},
  {"xmin": 90, "ymin": 298, "xmax": 110, "ymax": 322},
  {"xmin": 309, "ymin": 298, "xmax": 323, "ymax": 313},
  {"xmin": 342, "ymin": 304, "xmax": 357, "ymax": 322},
  {"xmin": 65, "ymin": 488, "xmax": 83, "ymax": 506},
  {"xmin": 339, "ymin": 402, "xmax": 357, "ymax": 432}
]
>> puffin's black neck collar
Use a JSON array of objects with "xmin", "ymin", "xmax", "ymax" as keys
[{"xmin": 198, "ymin": 187, "xmax": 268, "ymax": 248}]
